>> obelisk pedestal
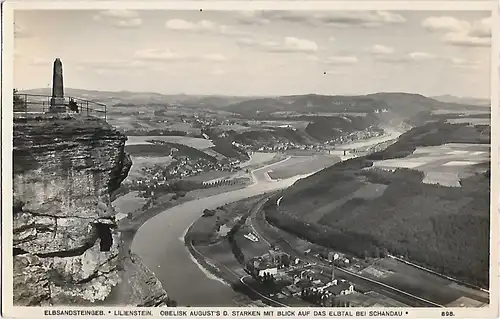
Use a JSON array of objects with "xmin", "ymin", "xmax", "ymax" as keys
[{"xmin": 49, "ymin": 58, "xmax": 66, "ymax": 113}]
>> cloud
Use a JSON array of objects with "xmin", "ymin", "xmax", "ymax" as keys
[
  {"xmin": 93, "ymin": 10, "xmax": 142, "ymax": 28},
  {"xmin": 449, "ymin": 57, "xmax": 483, "ymax": 69},
  {"xmin": 237, "ymin": 11, "xmax": 271, "ymax": 25},
  {"xmin": 408, "ymin": 52, "xmax": 435, "ymax": 61},
  {"xmin": 165, "ymin": 19, "xmax": 243, "ymax": 36},
  {"xmin": 367, "ymin": 44, "xmax": 395, "ymax": 55},
  {"xmin": 78, "ymin": 59, "xmax": 148, "ymax": 70},
  {"xmin": 374, "ymin": 51, "xmax": 436, "ymax": 64},
  {"xmin": 134, "ymin": 48, "xmax": 227, "ymax": 63},
  {"xmin": 422, "ymin": 16, "xmax": 471, "ymax": 33},
  {"xmin": 325, "ymin": 56, "xmax": 358, "ymax": 65},
  {"xmin": 318, "ymin": 11, "xmax": 406, "ymax": 27},
  {"xmin": 166, "ymin": 19, "xmax": 215, "ymax": 31},
  {"xmin": 242, "ymin": 11, "xmax": 406, "ymax": 28},
  {"xmin": 237, "ymin": 36, "xmax": 318, "ymax": 53},
  {"xmin": 134, "ymin": 48, "xmax": 184, "ymax": 61},
  {"xmin": 469, "ymin": 17, "xmax": 492, "ymax": 38},
  {"xmin": 422, "ymin": 16, "xmax": 491, "ymax": 48}
]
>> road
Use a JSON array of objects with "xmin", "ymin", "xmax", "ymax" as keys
[
  {"xmin": 131, "ymin": 130, "xmax": 403, "ymax": 306},
  {"xmin": 131, "ymin": 157, "xmax": 311, "ymax": 306},
  {"xmin": 249, "ymin": 201, "xmax": 443, "ymax": 308}
]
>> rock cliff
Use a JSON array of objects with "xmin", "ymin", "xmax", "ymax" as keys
[{"xmin": 12, "ymin": 113, "xmax": 169, "ymax": 306}]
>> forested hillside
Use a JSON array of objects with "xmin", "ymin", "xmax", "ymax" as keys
[{"xmin": 266, "ymin": 121, "xmax": 490, "ymax": 287}]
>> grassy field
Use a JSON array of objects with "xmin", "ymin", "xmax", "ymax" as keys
[
  {"xmin": 240, "ymin": 152, "xmax": 279, "ymax": 168},
  {"xmin": 112, "ymin": 191, "xmax": 147, "ymax": 215},
  {"xmin": 267, "ymin": 155, "xmax": 339, "ymax": 180},
  {"xmin": 128, "ymin": 156, "xmax": 174, "ymax": 179},
  {"xmin": 359, "ymin": 258, "xmax": 489, "ymax": 306},
  {"xmin": 186, "ymin": 195, "xmax": 264, "ymax": 246}
]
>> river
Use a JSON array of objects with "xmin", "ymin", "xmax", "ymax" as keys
[{"xmin": 130, "ymin": 130, "xmax": 403, "ymax": 306}]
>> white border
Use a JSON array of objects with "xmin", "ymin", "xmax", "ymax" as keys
[{"xmin": 1, "ymin": 1, "xmax": 499, "ymax": 319}]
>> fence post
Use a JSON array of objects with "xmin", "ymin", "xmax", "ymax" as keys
[
  {"xmin": 105, "ymin": 104, "xmax": 107, "ymax": 121},
  {"xmin": 24, "ymin": 94, "xmax": 28, "ymax": 116},
  {"xmin": 86, "ymin": 101, "xmax": 89, "ymax": 116}
]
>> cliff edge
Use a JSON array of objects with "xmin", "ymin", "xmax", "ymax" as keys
[{"xmin": 12, "ymin": 113, "xmax": 170, "ymax": 306}]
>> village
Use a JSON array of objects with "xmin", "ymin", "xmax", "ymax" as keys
[{"xmin": 244, "ymin": 247, "xmax": 361, "ymax": 307}]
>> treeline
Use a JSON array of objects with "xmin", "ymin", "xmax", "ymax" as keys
[
  {"xmin": 203, "ymin": 178, "xmax": 246, "ymax": 188},
  {"xmin": 211, "ymin": 138, "xmax": 250, "ymax": 161},
  {"xmin": 227, "ymin": 213, "xmax": 249, "ymax": 265},
  {"xmin": 231, "ymin": 128, "xmax": 308, "ymax": 146}
]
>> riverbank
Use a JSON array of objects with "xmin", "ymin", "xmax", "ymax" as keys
[
  {"xmin": 131, "ymin": 130, "xmax": 405, "ymax": 305},
  {"xmin": 117, "ymin": 181, "xmax": 252, "ymax": 253}
]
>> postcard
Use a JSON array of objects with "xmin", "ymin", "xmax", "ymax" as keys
[{"xmin": 1, "ymin": 1, "xmax": 498, "ymax": 318}]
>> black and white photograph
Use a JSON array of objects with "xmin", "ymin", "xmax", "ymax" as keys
[{"xmin": 2, "ymin": 1, "xmax": 499, "ymax": 318}]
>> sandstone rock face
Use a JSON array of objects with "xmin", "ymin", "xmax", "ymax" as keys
[{"xmin": 13, "ymin": 114, "xmax": 169, "ymax": 306}]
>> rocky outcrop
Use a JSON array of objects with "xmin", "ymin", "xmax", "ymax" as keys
[{"xmin": 12, "ymin": 113, "xmax": 169, "ymax": 306}]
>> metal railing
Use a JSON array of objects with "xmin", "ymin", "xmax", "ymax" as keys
[{"xmin": 13, "ymin": 93, "xmax": 107, "ymax": 121}]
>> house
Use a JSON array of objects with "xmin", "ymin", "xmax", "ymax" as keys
[
  {"xmin": 296, "ymin": 279, "xmax": 313, "ymax": 290},
  {"xmin": 258, "ymin": 267, "xmax": 277, "ymax": 277},
  {"xmin": 324, "ymin": 282, "xmax": 355, "ymax": 296}
]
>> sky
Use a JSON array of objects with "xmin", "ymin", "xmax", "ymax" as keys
[{"xmin": 13, "ymin": 9, "xmax": 493, "ymax": 98}]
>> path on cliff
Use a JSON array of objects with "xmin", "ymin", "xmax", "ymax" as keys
[{"xmin": 131, "ymin": 130, "xmax": 403, "ymax": 306}]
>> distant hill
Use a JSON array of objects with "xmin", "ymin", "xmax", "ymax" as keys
[
  {"xmin": 19, "ymin": 88, "xmax": 256, "ymax": 108},
  {"xmin": 267, "ymin": 121, "xmax": 490, "ymax": 287},
  {"xmin": 20, "ymin": 88, "xmax": 485, "ymax": 116},
  {"xmin": 431, "ymin": 95, "xmax": 490, "ymax": 107},
  {"xmin": 224, "ymin": 92, "xmax": 481, "ymax": 119}
]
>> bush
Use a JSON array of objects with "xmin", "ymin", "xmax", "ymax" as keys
[{"xmin": 202, "ymin": 209, "xmax": 215, "ymax": 217}]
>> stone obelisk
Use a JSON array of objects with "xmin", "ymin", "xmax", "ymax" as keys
[{"xmin": 49, "ymin": 58, "xmax": 66, "ymax": 113}]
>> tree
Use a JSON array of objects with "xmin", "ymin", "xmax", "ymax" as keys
[{"xmin": 13, "ymin": 89, "xmax": 26, "ymax": 112}]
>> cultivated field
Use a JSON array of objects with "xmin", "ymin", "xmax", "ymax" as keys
[
  {"xmin": 359, "ymin": 258, "xmax": 488, "ymax": 306},
  {"xmin": 126, "ymin": 135, "xmax": 214, "ymax": 149},
  {"xmin": 446, "ymin": 118, "xmax": 490, "ymax": 125},
  {"xmin": 246, "ymin": 120, "xmax": 311, "ymax": 130},
  {"xmin": 431, "ymin": 109, "xmax": 490, "ymax": 115},
  {"xmin": 335, "ymin": 291, "xmax": 408, "ymax": 307},
  {"xmin": 371, "ymin": 143, "xmax": 490, "ymax": 187}
]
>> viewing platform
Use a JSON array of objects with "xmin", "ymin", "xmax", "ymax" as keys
[
  {"xmin": 13, "ymin": 93, "xmax": 108, "ymax": 121},
  {"xmin": 13, "ymin": 58, "xmax": 107, "ymax": 122}
]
